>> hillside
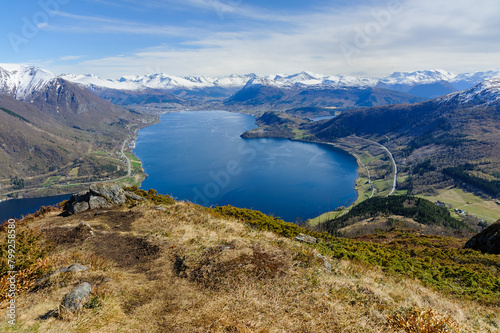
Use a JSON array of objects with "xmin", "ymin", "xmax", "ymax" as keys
[
  {"xmin": 0, "ymin": 65, "xmax": 148, "ymax": 198},
  {"xmin": 62, "ymin": 69, "xmax": 500, "ymax": 112},
  {"xmin": 225, "ymin": 82, "xmax": 426, "ymax": 110},
  {"xmin": 304, "ymin": 80, "xmax": 500, "ymax": 197},
  {"xmin": 1, "ymin": 186, "xmax": 499, "ymax": 332},
  {"xmin": 241, "ymin": 111, "xmax": 309, "ymax": 139},
  {"xmin": 313, "ymin": 196, "xmax": 478, "ymax": 238}
]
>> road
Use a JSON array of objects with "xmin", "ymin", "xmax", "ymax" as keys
[
  {"xmin": 353, "ymin": 153, "xmax": 376, "ymax": 199},
  {"xmin": 0, "ymin": 138, "xmax": 133, "ymax": 197},
  {"xmin": 355, "ymin": 137, "xmax": 398, "ymax": 196},
  {"xmin": 121, "ymin": 138, "xmax": 132, "ymax": 178}
]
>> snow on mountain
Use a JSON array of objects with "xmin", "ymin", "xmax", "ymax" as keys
[
  {"xmin": 242, "ymin": 71, "xmax": 379, "ymax": 89},
  {"xmin": 59, "ymin": 73, "xmax": 141, "ymax": 90},
  {"xmin": 381, "ymin": 69, "xmax": 456, "ymax": 85},
  {"xmin": 58, "ymin": 68, "xmax": 500, "ymax": 93},
  {"xmin": 0, "ymin": 64, "xmax": 56, "ymax": 100},
  {"xmin": 61, "ymin": 72, "xmax": 254, "ymax": 91},
  {"xmin": 438, "ymin": 79, "xmax": 500, "ymax": 105},
  {"xmin": 3, "ymin": 62, "xmax": 500, "ymax": 101},
  {"xmin": 451, "ymin": 71, "xmax": 500, "ymax": 90}
]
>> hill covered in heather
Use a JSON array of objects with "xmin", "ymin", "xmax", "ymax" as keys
[{"xmin": 1, "ymin": 185, "xmax": 499, "ymax": 332}]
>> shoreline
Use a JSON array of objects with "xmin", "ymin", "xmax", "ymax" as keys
[
  {"xmin": 2, "ymin": 110, "xmax": 378, "ymax": 224},
  {"xmin": 0, "ymin": 137, "xmax": 149, "ymax": 202}
]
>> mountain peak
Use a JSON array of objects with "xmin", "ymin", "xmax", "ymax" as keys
[
  {"xmin": 439, "ymin": 78, "xmax": 500, "ymax": 106},
  {"xmin": 382, "ymin": 69, "xmax": 456, "ymax": 85},
  {"xmin": 0, "ymin": 63, "xmax": 56, "ymax": 99}
]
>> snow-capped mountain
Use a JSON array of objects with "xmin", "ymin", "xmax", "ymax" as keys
[
  {"xmin": 60, "ymin": 73, "xmax": 255, "ymax": 91},
  {"xmin": 379, "ymin": 69, "xmax": 500, "ymax": 89},
  {"xmin": 438, "ymin": 79, "xmax": 500, "ymax": 106},
  {"xmin": 244, "ymin": 71, "xmax": 378, "ymax": 89},
  {"xmin": 61, "ymin": 69, "xmax": 500, "ymax": 95},
  {"xmin": 2, "ymin": 63, "xmax": 500, "ymax": 102},
  {"xmin": 381, "ymin": 69, "xmax": 456, "ymax": 86},
  {"xmin": 0, "ymin": 64, "xmax": 56, "ymax": 100}
]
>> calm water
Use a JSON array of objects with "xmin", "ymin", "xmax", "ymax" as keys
[
  {"xmin": 0, "ymin": 194, "xmax": 70, "ymax": 222},
  {"xmin": 136, "ymin": 111, "xmax": 358, "ymax": 222},
  {"xmin": 310, "ymin": 115, "xmax": 336, "ymax": 121}
]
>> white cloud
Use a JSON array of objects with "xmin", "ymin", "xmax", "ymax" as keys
[
  {"xmin": 59, "ymin": 55, "xmax": 85, "ymax": 61},
  {"xmin": 48, "ymin": 11, "xmax": 202, "ymax": 37},
  {"xmin": 43, "ymin": 0, "xmax": 500, "ymax": 77}
]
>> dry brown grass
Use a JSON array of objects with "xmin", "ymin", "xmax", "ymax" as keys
[{"xmin": 1, "ymin": 200, "xmax": 499, "ymax": 332}]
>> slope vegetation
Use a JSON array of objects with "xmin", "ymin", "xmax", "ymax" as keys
[
  {"xmin": 0, "ymin": 188, "xmax": 499, "ymax": 332},
  {"xmin": 305, "ymin": 84, "xmax": 500, "ymax": 197},
  {"xmin": 0, "ymin": 79, "xmax": 147, "ymax": 197}
]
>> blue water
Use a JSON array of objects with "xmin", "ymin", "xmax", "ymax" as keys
[
  {"xmin": 310, "ymin": 115, "xmax": 336, "ymax": 121},
  {"xmin": 0, "ymin": 194, "xmax": 70, "ymax": 223},
  {"xmin": 135, "ymin": 111, "xmax": 358, "ymax": 222}
]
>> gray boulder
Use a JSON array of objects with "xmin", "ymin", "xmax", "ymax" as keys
[
  {"xmin": 464, "ymin": 220, "xmax": 500, "ymax": 254},
  {"xmin": 57, "ymin": 263, "xmax": 89, "ymax": 274},
  {"xmin": 37, "ymin": 263, "xmax": 90, "ymax": 286},
  {"xmin": 294, "ymin": 233, "xmax": 317, "ymax": 244},
  {"xmin": 88, "ymin": 195, "xmax": 110, "ymax": 210},
  {"xmin": 61, "ymin": 282, "xmax": 92, "ymax": 312},
  {"xmin": 90, "ymin": 183, "xmax": 126, "ymax": 205},
  {"xmin": 72, "ymin": 201, "xmax": 90, "ymax": 215},
  {"xmin": 63, "ymin": 183, "xmax": 128, "ymax": 216},
  {"xmin": 316, "ymin": 253, "xmax": 332, "ymax": 274}
]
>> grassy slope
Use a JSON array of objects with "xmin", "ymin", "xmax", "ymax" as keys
[
  {"xmin": 419, "ymin": 187, "xmax": 500, "ymax": 223},
  {"xmin": 0, "ymin": 192, "xmax": 499, "ymax": 332}
]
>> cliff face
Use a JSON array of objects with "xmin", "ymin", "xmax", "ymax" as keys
[
  {"xmin": 1, "ymin": 186, "xmax": 500, "ymax": 332},
  {"xmin": 465, "ymin": 220, "xmax": 500, "ymax": 254}
]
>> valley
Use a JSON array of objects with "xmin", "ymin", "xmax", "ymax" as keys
[
  {"xmin": 2, "ymin": 64, "xmax": 500, "ymax": 227},
  {"xmin": 0, "ymin": 65, "xmax": 155, "ymax": 200},
  {"xmin": 3, "ymin": 1, "xmax": 500, "ymax": 331}
]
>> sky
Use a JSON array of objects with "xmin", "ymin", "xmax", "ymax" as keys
[{"xmin": 1, "ymin": 0, "xmax": 499, "ymax": 78}]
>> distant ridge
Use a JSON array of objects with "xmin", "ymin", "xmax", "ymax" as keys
[{"xmin": 59, "ymin": 69, "xmax": 500, "ymax": 98}]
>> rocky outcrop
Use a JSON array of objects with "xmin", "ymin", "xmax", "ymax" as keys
[
  {"xmin": 464, "ymin": 220, "xmax": 500, "ymax": 254},
  {"xmin": 37, "ymin": 263, "xmax": 89, "ymax": 286},
  {"xmin": 294, "ymin": 233, "xmax": 317, "ymax": 244},
  {"xmin": 90, "ymin": 183, "xmax": 126, "ymax": 204},
  {"xmin": 316, "ymin": 253, "xmax": 332, "ymax": 274},
  {"xmin": 61, "ymin": 282, "xmax": 93, "ymax": 312},
  {"xmin": 63, "ymin": 183, "xmax": 128, "ymax": 215},
  {"xmin": 56, "ymin": 263, "xmax": 89, "ymax": 274}
]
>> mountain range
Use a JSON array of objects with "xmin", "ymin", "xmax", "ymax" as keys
[
  {"xmin": 1, "ymin": 62, "xmax": 500, "ymax": 198},
  {"xmin": 0, "ymin": 64, "xmax": 144, "ymax": 196},
  {"xmin": 3, "ymin": 64, "xmax": 500, "ymax": 112},
  {"xmin": 60, "ymin": 69, "xmax": 500, "ymax": 96}
]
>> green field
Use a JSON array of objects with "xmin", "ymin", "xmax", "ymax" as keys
[
  {"xmin": 68, "ymin": 167, "xmax": 79, "ymax": 177},
  {"xmin": 126, "ymin": 153, "xmax": 143, "ymax": 172},
  {"xmin": 292, "ymin": 128, "xmax": 307, "ymax": 139},
  {"xmin": 42, "ymin": 176, "xmax": 62, "ymax": 187},
  {"xmin": 93, "ymin": 150, "xmax": 109, "ymax": 156},
  {"xmin": 119, "ymin": 153, "xmax": 146, "ymax": 187},
  {"xmin": 419, "ymin": 187, "xmax": 500, "ymax": 223}
]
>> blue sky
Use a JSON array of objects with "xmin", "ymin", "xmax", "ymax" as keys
[{"xmin": 1, "ymin": 0, "xmax": 499, "ymax": 78}]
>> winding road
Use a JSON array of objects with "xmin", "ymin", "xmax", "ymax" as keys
[
  {"xmin": 121, "ymin": 138, "xmax": 132, "ymax": 178},
  {"xmin": 353, "ymin": 136, "xmax": 397, "ymax": 196}
]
